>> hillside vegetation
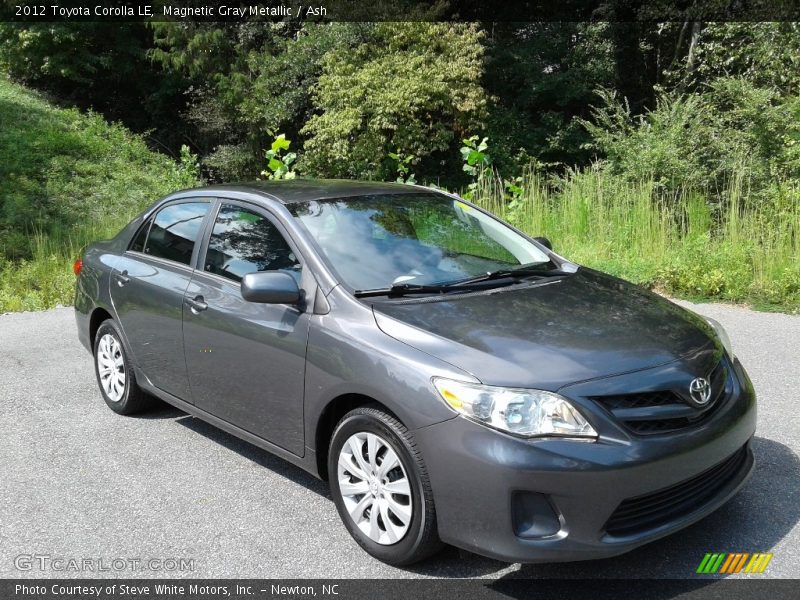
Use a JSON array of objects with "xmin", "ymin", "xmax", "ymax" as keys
[
  {"xmin": 1, "ymin": 73, "xmax": 798, "ymax": 314},
  {"xmin": 0, "ymin": 77, "xmax": 198, "ymax": 311}
]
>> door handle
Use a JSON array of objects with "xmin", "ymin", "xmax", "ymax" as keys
[
  {"xmin": 115, "ymin": 271, "xmax": 130, "ymax": 287},
  {"xmin": 186, "ymin": 295, "xmax": 208, "ymax": 314}
]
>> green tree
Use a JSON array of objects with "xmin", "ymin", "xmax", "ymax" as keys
[
  {"xmin": 149, "ymin": 22, "xmax": 365, "ymax": 181},
  {"xmin": 482, "ymin": 22, "xmax": 616, "ymax": 172},
  {"xmin": 676, "ymin": 23, "xmax": 800, "ymax": 95},
  {"xmin": 149, "ymin": 22, "xmax": 287, "ymax": 179},
  {"xmin": 300, "ymin": 23, "xmax": 487, "ymax": 180},
  {"xmin": 238, "ymin": 23, "xmax": 370, "ymax": 143}
]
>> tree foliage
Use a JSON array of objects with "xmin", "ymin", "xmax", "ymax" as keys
[
  {"xmin": 2, "ymin": 20, "xmax": 800, "ymax": 197},
  {"xmin": 582, "ymin": 22, "xmax": 800, "ymax": 205},
  {"xmin": 148, "ymin": 22, "xmax": 366, "ymax": 180},
  {"xmin": 682, "ymin": 23, "xmax": 800, "ymax": 95},
  {"xmin": 2, "ymin": 20, "xmax": 800, "ymax": 311},
  {"xmin": 300, "ymin": 23, "xmax": 486, "ymax": 180},
  {"xmin": 482, "ymin": 23, "xmax": 616, "ymax": 172}
]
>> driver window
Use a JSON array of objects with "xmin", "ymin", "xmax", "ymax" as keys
[{"xmin": 204, "ymin": 203, "xmax": 301, "ymax": 283}]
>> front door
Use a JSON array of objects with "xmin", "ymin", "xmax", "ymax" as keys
[
  {"xmin": 110, "ymin": 199, "xmax": 211, "ymax": 401},
  {"xmin": 182, "ymin": 201, "xmax": 310, "ymax": 456}
]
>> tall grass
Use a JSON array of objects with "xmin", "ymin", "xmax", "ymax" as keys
[
  {"xmin": 471, "ymin": 166, "xmax": 800, "ymax": 312},
  {"xmin": 0, "ymin": 215, "xmax": 134, "ymax": 312},
  {"xmin": 3, "ymin": 165, "xmax": 797, "ymax": 314}
]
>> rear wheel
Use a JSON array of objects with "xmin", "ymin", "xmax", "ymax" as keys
[
  {"xmin": 328, "ymin": 406, "xmax": 443, "ymax": 565},
  {"xmin": 93, "ymin": 320, "xmax": 153, "ymax": 415}
]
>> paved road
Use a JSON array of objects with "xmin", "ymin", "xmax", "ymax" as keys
[{"xmin": 0, "ymin": 302, "xmax": 798, "ymax": 579}]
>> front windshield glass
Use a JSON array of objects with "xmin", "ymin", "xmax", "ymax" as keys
[{"xmin": 289, "ymin": 193, "xmax": 552, "ymax": 291}]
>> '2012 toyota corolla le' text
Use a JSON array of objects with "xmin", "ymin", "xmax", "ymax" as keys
[{"xmin": 74, "ymin": 180, "xmax": 756, "ymax": 565}]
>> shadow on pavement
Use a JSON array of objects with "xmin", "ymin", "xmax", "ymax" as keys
[
  {"xmin": 175, "ymin": 414, "xmax": 330, "ymax": 497},
  {"xmin": 130, "ymin": 402, "xmax": 186, "ymax": 420}
]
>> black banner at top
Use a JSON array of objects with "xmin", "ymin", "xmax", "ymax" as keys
[{"xmin": 2, "ymin": 0, "xmax": 800, "ymax": 22}]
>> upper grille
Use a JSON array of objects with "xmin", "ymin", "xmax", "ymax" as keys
[
  {"xmin": 605, "ymin": 445, "xmax": 750, "ymax": 537},
  {"xmin": 591, "ymin": 360, "xmax": 729, "ymax": 435},
  {"xmin": 598, "ymin": 390, "xmax": 681, "ymax": 411}
]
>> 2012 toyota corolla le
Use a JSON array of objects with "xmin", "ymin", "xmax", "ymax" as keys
[{"xmin": 74, "ymin": 180, "xmax": 756, "ymax": 566}]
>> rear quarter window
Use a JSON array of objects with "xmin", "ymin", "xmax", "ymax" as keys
[{"xmin": 128, "ymin": 217, "xmax": 152, "ymax": 252}]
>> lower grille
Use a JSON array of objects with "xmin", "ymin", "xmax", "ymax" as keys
[{"xmin": 605, "ymin": 445, "xmax": 749, "ymax": 537}]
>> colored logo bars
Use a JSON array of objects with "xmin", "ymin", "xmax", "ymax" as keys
[{"xmin": 696, "ymin": 552, "xmax": 773, "ymax": 574}]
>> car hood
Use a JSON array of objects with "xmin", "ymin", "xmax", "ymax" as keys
[{"xmin": 371, "ymin": 268, "xmax": 718, "ymax": 390}]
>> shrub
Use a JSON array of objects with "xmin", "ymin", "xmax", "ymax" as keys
[{"xmin": 470, "ymin": 167, "xmax": 800, "ymax": 313}]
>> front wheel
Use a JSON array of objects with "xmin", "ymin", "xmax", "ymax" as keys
[{"xmin": 328, "ymin": 406, "xmax": 443, "ymax": 565}]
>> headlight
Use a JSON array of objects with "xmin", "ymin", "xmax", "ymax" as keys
[
  {"xmin": 432, "ymin": 378, "xmax": 597, "ymax": 439},
  {"xmin": 705, "ymin": 317, "xmax": 735, "ymax": 359}
]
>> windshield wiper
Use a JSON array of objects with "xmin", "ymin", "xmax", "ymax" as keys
[
  {"xmin": 443, "ymin": 264, "xmax": 571, "ymax": 287},
  {"xmin": 353, "ymin": 282, "xmax": 465, "ymax": 298},
  {"xmin": 354, "ymin": 265, "xmax": 572, "ymax": 298}
]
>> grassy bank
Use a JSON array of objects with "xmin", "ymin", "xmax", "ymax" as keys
[
  {"xmin": 473, "ymin": 167, "xmax": 800, "ymax": 312},
  {"xmin": 0, "ymin": 77, "xmax": 197, "ymax": 312}
]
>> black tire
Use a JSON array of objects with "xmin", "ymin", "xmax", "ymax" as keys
[
  {"xmin": 92, "ymin": 319, "xmax": 153, "ymax": 415},
  {"xmin": 328, "ymin": 406, "xmax": 443, "ymax": 566}
]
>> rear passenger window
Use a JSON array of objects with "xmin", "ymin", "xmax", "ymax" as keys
[{"xmin": 145, "ymin": 202, "xmax": 209, "ymax": 265}]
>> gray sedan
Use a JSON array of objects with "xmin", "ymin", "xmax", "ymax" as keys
[{"xmin": 74, "ymin": 180, "xmax": 756, "ymax": 565}]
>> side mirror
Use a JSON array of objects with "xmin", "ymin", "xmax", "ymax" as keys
[
  {"xmin": 241, "ymin": 271, "xmax": 301, "ymax": 305},
  {"xmin": 534, "ymin": 236, "xmax": 553, "ymax": 251}
]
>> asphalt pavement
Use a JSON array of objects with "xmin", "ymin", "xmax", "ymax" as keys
[{"xmin": 0, "ymin": 301, "xmax": 798, "ymax": 579}]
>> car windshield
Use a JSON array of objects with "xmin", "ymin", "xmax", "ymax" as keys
[{"xmin": 289, "ymin": 193, "xmax": 553, "ymax": 292}]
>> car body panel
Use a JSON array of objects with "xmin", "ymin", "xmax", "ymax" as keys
[
  {"xmin": 302, "ymin": 286, "xmax": 475, "ymax": 459},
  {"xmin": 183, "ymin": 269, "xmax": 311, "ymax": 456},
  {"xmin": 372, "ymin": 268, "xmax": 719, "ymax": 390},
  {"xmin": 179, "ymin": 196, "xmax": 321, "ymax": 456},
  {"xmin": 110, "ymin": 252, "xmax": 195, "ymax": 400},
  {"xmin": 74, "ymin": 242, "xmax": 119, "ymax": 352},
  {"xmin": 415, "ymin": 356, "xmax": 756, "ymax": 562}
]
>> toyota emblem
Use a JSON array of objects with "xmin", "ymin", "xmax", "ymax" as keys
[{"xmin": 688, "ymin": 377, "xmax": 712, "ymax": 406}]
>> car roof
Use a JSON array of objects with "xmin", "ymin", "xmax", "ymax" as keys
[{"xmin": 173, "ymin": 179, "xmax": 431, "ymax": 205}]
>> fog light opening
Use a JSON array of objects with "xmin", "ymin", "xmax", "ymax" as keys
[{"xmin": 511, "ymin": 491, "xmax": 562, "ymax": 539}]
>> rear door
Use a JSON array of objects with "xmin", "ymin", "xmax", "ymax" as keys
[
  {"xmin": 110, "ymin": 199, "xmax": 212, "ymax": 401},
  {"xmin": 182, "ymin": 200, "xmax": 311, "ymax": 456}
]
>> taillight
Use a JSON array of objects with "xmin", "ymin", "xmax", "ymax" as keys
[{"xmin": 73, "ymin": 258, "xmax": 83, "ymax": 276}]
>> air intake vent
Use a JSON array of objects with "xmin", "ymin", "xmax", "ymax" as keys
[{"xmin": 605, "ymin": 445, "xmax": 749, "ymax": 536}]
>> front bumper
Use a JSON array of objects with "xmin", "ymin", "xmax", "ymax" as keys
[{"xmin": 414, "ymin": 357, "xmax": 756, "ymax": 563}]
